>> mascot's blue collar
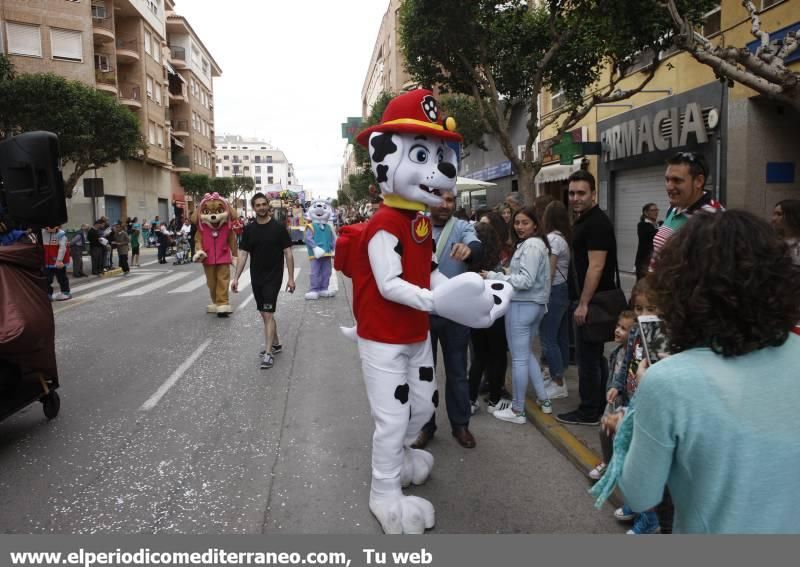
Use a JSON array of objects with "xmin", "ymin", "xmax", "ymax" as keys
[{"xmin": 383, "ymin": 194, "xmax": 426, "ymax": 212}]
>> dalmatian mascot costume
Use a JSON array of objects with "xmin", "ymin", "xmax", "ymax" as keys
[
  {"xmin": 304, "ymin": 198, "xmax": 336, "ymax": 300},
  {"xmin": 338, "ymin": 89, "xmax": 512, "ymax": 534}
]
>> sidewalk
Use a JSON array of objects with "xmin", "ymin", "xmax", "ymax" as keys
[{"xmin": 66, "ymin": 246, "xmax": 160, "ymax": 282}]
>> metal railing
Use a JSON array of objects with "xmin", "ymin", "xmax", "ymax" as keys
[
  {"xmin": 119, "ymin": 82, "xmax": 141, "ymax": 101},
  {"xmin": 173, "ymin": 153, "xmax": 191, "ymax": 168},
  {"xmin": 168, "ymin": 82, "xmax": 187, "ymax": 98},
  {"xmin": 92, "ymin": 16, "xmax": 114, "ymax": 32},
  {"xmin": 115, "ymin": 34, "xmax": 138, "ymax": 52},
  {"xmin": 173, "ymin": 120, "xmax": 189, "ymax": 132},
  {"xmin": 95, "ymin": 68, "xmax": 117, "ymax": 85}
]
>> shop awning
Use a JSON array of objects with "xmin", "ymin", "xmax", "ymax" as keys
[{"xmin": 535, "ymin": 158, "xmax": 583, "ymax": 184}]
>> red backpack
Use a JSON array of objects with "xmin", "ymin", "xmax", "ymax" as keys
[{"xmin": 334, "ymin": 223, "xmax": 367, "ymax": 278}]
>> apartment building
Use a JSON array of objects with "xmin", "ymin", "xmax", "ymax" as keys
[
  {"xmin": 214, "ymin": 135, "xmax": 300, "ymax": 213},
  {"xmin": 0, "ymin": 0, "xmax": 220, "ymax": 225}
]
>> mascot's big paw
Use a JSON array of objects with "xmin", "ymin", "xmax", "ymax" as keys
[
  {"xmin": 193, "ymin": 251, "xmax": 208, "ymax": 263},
  {"xmin": 319, "ymin": 290, "xmax": 336, "ymax": 298},
  {"xmin": 305, "ymin": 291, "xmax": 320, "ymax": 300},
  {"xmin": 400, "ymin": 447, "xmax": 433, "ymax": 487},
  {"xmin": 369, "ymin": 491, "xmax": 435, "ymax": 534},
  {"xmin": 433, "ymin": 272, "xmax": 513, "ymax": 328},
  {"xmin": 207, "ymin": 304, "xmax": 217, "ymax": 314},
  {"xmin": 216, "ymin": 304, "xmax": 232, "ymax": 318},
  {"xmin": 312, "ymin": 246, "xmax": 326, "ymax": 260}
]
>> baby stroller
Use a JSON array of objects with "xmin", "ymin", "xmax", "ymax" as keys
[
  {"xmin": 173, "ymin": 233, "xmax": 192, "ymax": 265},
  {"xmin": 147, "ymin": 231, "xmax": 158, "ymax": 248}
]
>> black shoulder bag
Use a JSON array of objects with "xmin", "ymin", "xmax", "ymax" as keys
[{"xmin": 570, "ymin": 253, "xmax": 628, "ymax": 344}]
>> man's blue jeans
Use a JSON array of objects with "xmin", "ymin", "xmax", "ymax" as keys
[
  {"xmin": 422, "ymin": 314, "xmax": 471, "ymax": 434},
  {"xmin": 540, "ymin": 282, "xmax": 570, "ymax": 379}
]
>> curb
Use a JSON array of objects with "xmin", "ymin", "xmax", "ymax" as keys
[{"xmin": 523, "ymin": 396, "xmax": 623, "ymax": 508}]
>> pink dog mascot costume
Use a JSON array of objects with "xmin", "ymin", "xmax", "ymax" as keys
[
  {"xmin": 192, "ymin": 192, "xmax": 238, "ymax": 317},
  {"xmin": 337, "ymin": 90, "xmax": 512, "ymax": 534}
]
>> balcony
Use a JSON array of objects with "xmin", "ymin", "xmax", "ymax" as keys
[
  {"xmin": 92, "ymin": 17, "xmax": 115, "ymax": 43},
  {"xmin": 171, "ymin": 120, "xmax": 189, "ymax": 137},
  {"xmin": 168, "ymin": 82, "xmax": 187, "ymax": 102},
  {"xmin": 172, "ymin": 152, "xmax": 191, "ymax": 172},
  {"xmin": 95, "ymin": 68, "xmax": 118, "ymax": 94},
  {"xmin": 169, "ymin": 46, "xmax": 187, "ymax": 68},
  {"xmin": 119, "ymin": 83, "xmax": 142, "ymax": 109},
  {"xmin": 115, "ymin": 34, "xmax": 140, "ymax": 64}
]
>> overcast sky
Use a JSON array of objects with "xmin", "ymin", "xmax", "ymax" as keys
[{"xmin": 176, "ymin": 0, "xmax": 390, "ymax": 199}]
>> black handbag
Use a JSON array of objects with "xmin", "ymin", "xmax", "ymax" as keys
[{"xmin": 571, "ymin": 256, "xmax": 628, "ymax": 344}]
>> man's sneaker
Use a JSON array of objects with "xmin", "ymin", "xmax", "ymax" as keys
[
  {"xmin": 260, "ymin": 353, "xmax": 274, "ymax": 369},
  {"xmin": 555, "ymin": 410, "xmax": 600, "ymax": 426},
  {"xmin": 487, "ymin": 398, "xmax": 511, "ymax": 414},
  {"xmin": 538, "ymin": 399, "xmax": 553, "ymax": 414},
  {"xmin": 493, "ymin": 407, "xmax": 526, "ymax": 425},
  {"xmin": 614, "ymin": 505, "xmax": 636, "ymax": 522},
  {"xmin": 546, "ymin": 380, "xmax": 569, "ymax": 399},
  {"xmin": 259, "ymin": 344, "xmax": 282, "ymax": 357},
  {"xmin": 588, "ymin": 462, "xmax": 607, "ymax": 480},
  {"xmin": 469, "ymin": 400, "xmax": 480, "ymax": 415},
  {"xmin": 56, "ymin": 292, "xmax": 72, "ymax": 301},
  {"xmin": 626, "ymin": 511, "xmax": 660, "ymax": 535}
]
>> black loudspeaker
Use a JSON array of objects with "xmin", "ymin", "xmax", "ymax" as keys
[
  {"xmin": 0, "ymin": 131, "xmax": 68, "ymax": 227},
  {"xmin": 83, "ymin": 177, "xmax": 105, "ymax": 198}
]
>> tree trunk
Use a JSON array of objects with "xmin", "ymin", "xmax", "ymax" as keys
[{"xmin": 518, "ymin": 166, "xmax": 536, "ymax": 206}]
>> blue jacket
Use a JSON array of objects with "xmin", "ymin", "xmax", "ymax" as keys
[{"xmin": 432, "ymin": 219, "xmax": 481, "ymax": 278}]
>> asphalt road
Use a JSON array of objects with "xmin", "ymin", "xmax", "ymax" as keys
[{"xmin": 0, "ymin": 246, "xmax": 623, "ymax": 534}]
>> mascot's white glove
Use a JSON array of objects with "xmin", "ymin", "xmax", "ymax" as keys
[
  {"xmin": 432, "ymin": 272, "xmax": 513, "ymax": 328},
  {"xmin": 312, "ymin": 246, "xmax": 326, "ymax": 260}
]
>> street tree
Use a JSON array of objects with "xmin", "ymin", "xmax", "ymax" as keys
[
  {"xmin": 210, "ymin": 176, "xmax": 234, "ymax": 199},
  {"xmin": 179, "ymin": 173, "xmax": 210, "ymax": 203},
  {"xmin": 0, "ymin": 69, "xmax": 146, "ymax": 198},
  {"xmin": 400, "ymin": 0, "xmax": 715, "ymax": 202},
  {"xmin": 229, "ymin": 176, "xmax": 255, "ymax": 207},
  {"xmin": 661, "ymin": 0, "xmax": 800, "ymax": 112}
]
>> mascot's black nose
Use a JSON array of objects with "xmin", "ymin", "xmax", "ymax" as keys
[{"xmin": 438, "ymin": 162, "xmax": 456, "ymax": 179}]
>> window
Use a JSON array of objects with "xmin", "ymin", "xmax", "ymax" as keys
[
  {"xmin": 152, "ymin": 37, "xmax": 160, "ymax": 63},
  {"xmin": 91, "ymin": 2, "xmax": 107, "ymax": 19},
  {"xmin": 202, "ymin": 58, "xmax": 209, "ymax": 76},
  {"xmin": 255, "ymin": 177, "xmax": 262, "ymax": 184},
  {"xmin": 244, "ymin": 166, "xmax": 250, "ymax": 172},
  {"xmin": 146, "ymin": 0, "xmax": 158, "ymax": 15},
  {"xmin": 148, "ymin": 121, "xmax": 156, "ymax": 145},
  {"xmin": 761, "ymin": 0, "xmax": 783, "ymax": 9},
  {"xmin": 157, "ymin": 126, "xmax": 164, "ymax": 148},
  {"xmin": 6, "ymin": 22, "xmax": 42, "ymax": 57},
  {"xmin": 266, "ymin": 156, "xmax": 273, "ymax": 163},
  {"xmin": 267, "ymin": 166, "xmax": 273, "ymax": 173},
  {"xmin": 223, "ymin": 155, "xmax": 229, "ymax": 160},
  {"xmin": 146, "ymin": 75, "xmax": 154, "ymax": 99},
  {"xmin": 223, "ymin": 166, "xmax": 230, "ymax": 171},
  {"xmin": 255, "ymin": 166, "xmax": 261, "ymax": 173},
  {"xmin": 51, "ymin": 28, "xmax": 82, "ymax": 61},
  {"xmin": 254, "ymin": 156, "xmax": 261, "ymax": 163},
  {"xmin": 702, "ymin": 7, "xmax": 722, "ymax": 37},
  {"xmin": 268, "ymin": 177, "xmax": 274, "ymax": 184},
  {"xmin": 154, "ymin": 82, "xmax": 161, "ymax": 105},
  {"xmin": 144, "ymin": 30, "xmax": 152, "ymax": 56},
  {"xmin": 243, "ymin": 155, "xmax": 249, "ymax": 161},
  {"xmin": 233, "ymin": 165, "xmax": 240, "ymax": 174},
  {"xmin": 94, "ymin": 53, "xmax": 111, "ymax": 71}
]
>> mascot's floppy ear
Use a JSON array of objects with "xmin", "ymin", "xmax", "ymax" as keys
[{"xmin": 369, "ymin": 132, "xmax": 404, "ymax": 197}]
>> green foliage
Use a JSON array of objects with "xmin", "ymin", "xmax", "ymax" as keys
[
  {"xmin": 439, "ymin": 94, "xmax": 489, "ymax": 150},
  {"xmin": 0, "ymin": 54, "xmax": 14, "ymax": 83},
  {"xmin": 353, "ymin": 91, "xmax": 394, "ymax": 170},
  {"xmin": 348, "ymin": 171, "xmax": 373, "ymax": 203},
  {"xmin": 336, "ymin": 189, "xmax": 351, "ymax": 207},
  {"xmin": 0, "ymin": 72, "xmax": 146, "ymax": 198},
  {"xmin": 209, "ymin": 176, "xmax": 233, "ymax": 198},
  {"xmin": 330, "ymin": 199, "xmax": 338, "ymax": 209},
  {"xmin": 230, "ymin": 175, "xmax": 255, "ymax": 198},
  {"xmin": 179, "ymin": 173, "xmax": 211, "ymax": 198}
]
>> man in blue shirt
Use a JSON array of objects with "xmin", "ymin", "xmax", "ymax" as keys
[{"xmin": 412, "ymin": 189, "xmax": 483, "ymax": 449}]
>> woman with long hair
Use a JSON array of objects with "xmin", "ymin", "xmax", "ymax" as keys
[
  {"xmin": 540, "ymin": 201, "xmax": 572, "ymax": 399},
  {"xmin": 478, "ymin": 209, "xmax": 512, "ymax": 266},
  {"xmin": 634, "ymin": 203, "xmax": 659, "ymax": 279},
  {"xmin": 616, "ymin": 210, "xmax": 800, "ymax": 533},
  {"xmin": 772, "ymin": 199, "xmax": 800, "ymax": 265},
  {"xmin": 467, "ymin": 220, "xmax": 511, "ymax": 414},
  {"xmin": 482, "ymin": 206, "xmax": 553, "ymax": 421}
]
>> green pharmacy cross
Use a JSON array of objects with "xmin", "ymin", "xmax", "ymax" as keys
[{"xmin": 552, "ymin": 133, "xmax": 582, "ymax": 165}]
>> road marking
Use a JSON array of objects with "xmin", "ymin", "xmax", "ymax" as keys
[
  {"xmin": 140, "ymin": 339, "xmax": 212, "ymax": 411},
  {"xmin": 236, "ymin": 293, "xmax": 255, "ymax": 311},
  {"xmin": 328, "ymin": 271, "xmax": 339, "ymax": 292},
  {"xmin": 79, "ymin": 273, "xmax": 160, "ymax": 300},
  {"xmin": 141, "ymin": 259, "xmax": 160, "ymax": 267},
  {"xmin": 52, "ymin": 297, "xmax": 92, "ymax": 315},
  {"xmin": 117, "ymin": 272, "xmax": 191, "ymax": 296},
  {"xmin": 169, "ymin": 273, "xmax": 208, "ymax": 294}
]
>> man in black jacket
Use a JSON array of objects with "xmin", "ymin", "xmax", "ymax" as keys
[{"xmin": 87, "ymin": 220, "xmax": 105, "ymax": 275}]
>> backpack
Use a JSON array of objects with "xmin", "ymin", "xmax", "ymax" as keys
[{"xmin": 334, "ymin": 223, "xmax": 367, "ymax": 278}]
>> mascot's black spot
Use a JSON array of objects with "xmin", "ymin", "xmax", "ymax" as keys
[
  {"xmin": 432, "ymin": 390, "xmax": 439, "ymax": 408},
  {"xmin": 493, "ymin": 295, "xmax": 502, "ymax": 305},
  {"xmin": 491, "ymin": 283, "xmax": 504, "ymax": 291},
  {"xmin": 394, "ymin": 384, "xmax": 410, "ymax": 405},
  {"xmin": 376, "ymin": 164, "xmax": 389, "ymax": 183},
  {"xmin": 431, "ymin": 261, "xmax": 438, "ymax": 272},
  {"xmin": 371, "ymin": 133, "xmax": 398, "ymax": 162},
  {"xmin": 419, "ymin": 367, "xmax": 434, "ymax": 382},
  {"xmin": 394, "ymin": 242, "xmax": 403, "ymax": 257},
  {"xmin": 437, "ymin": 162, "xmax": 456, "ymax": 179}
]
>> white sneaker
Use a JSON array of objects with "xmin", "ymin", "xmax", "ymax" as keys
[
  {"xmin": 470, "ymin": 400, "xmax": 480, "ymax": 415},
  {"xmin": 546, "ymin": 380, "xmax": 569, "ymax": 399},
  {"xmin": 493, "ymin": 407, "xmax": 526, "ymax": 424},
  {"xmin": 487, "ymin": 398, "xmax": 511, "ymax": 414},
  {"xmin": 588, "ymin": 462, "xmax": 607, "ymax": 480},
  {"xmin": 538, "ymin": 400, "xmax": 553, "ymax": 414}
]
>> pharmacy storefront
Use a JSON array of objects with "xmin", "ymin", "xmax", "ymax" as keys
[{"xmin": 598, "ymin": 82, "xmax": 726, "ymax": 273}]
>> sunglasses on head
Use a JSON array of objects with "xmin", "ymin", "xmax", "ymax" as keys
[{"xmin": 675, "ymin": 151, "xmax": 707, "ymax": 176}]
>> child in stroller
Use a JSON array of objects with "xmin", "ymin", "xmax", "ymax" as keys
[{"xmin": 173, "ymin": 231, "xmax": 192, "ymax": 265}]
